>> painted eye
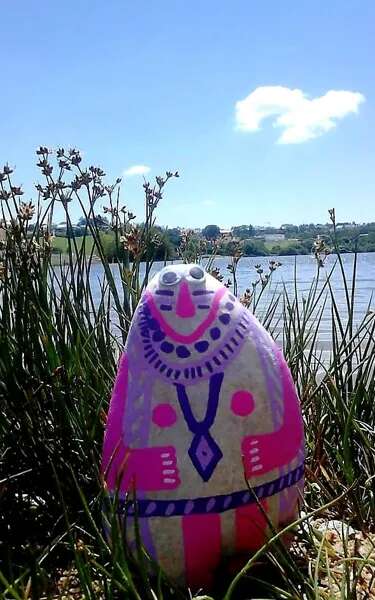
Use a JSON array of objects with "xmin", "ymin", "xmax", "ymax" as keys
[
  {"xmin": 161, "ymin": 270, "xmax": 178, "ymax": 285},
  {"xmin": 189, "ymin": 266, "xmax": 204, "ymax": 280}
]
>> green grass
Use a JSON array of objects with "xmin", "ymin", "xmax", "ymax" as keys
[
  {"xmin": 51, "ymin": 235, "xmax": 70, "ymax": 252},
  {"xmin": 264, "ymin": 238, "xmax": 300, "ymax": 251},
  {"xmin": 52, "ymin": 235, "xmax": 105, "ymax": 254},
  {"xmin": 1, "ymin": 151, "xmax": 374, "ymax": 599}
]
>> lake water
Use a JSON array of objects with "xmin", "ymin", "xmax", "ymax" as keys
[{"xmin": 87, "ymin": 252, "xmax": 375, "ymax": 356}]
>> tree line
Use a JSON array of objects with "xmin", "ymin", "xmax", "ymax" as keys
[{"xmin": 53, "ymin": 217, "xmax": 375, "ymax": 259}]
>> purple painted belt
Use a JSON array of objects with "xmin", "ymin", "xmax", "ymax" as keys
[{"xmin": 114, "ymin": 463, "xmax": 304, "ymax": 518}]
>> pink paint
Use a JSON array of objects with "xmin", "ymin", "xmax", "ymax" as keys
[
  {"xmin": 101, "ymin": 352, "xmax": 128, "ymax": 477},
  {"xmin": 241, "ymin": 348, "xmax": 304, "ymax": 478},
  {"xmin": 176, "ymin": 280, "xmax": 196, "ymax": 318},
  {"xmin": 106, "ymin": 445, "xmax": 181, "ymax": 492},
  {"xmin": 182, "ymin": 513, "xmax": 221, "ymax": 589},
  {"xmin": 145, "ymin": 287, "xmax": 226, "ymax": 344},
  {"xmin": 235, "ymin": 501, "xmax": 268, "ymax": 552},
  {"xmin": 231, "ymin": 390, "xmax": 255, "ymax": 416},
  {"xmin": 123, "ymin": 446, "xmax": 181, "ymax": 491},
  {"xmin": 101, "ymin": 353, "xmax": 181, "ymax": 492},
  {"xmin": 152, "ymin": 403, "xmax": 177, "ymax": 428}
]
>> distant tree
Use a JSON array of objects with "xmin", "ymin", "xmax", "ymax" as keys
[
  {"xmin": 142, "ymin": 226, "xmax": 174, "ymax": 261},
  {"xmin": 219, "ymin": 240, "xmax": 240, "ymax": 256},
  {"xmin": 76, "ymin": 214, "xmax": 110, "ymax": 232},
  {"xmin": 281, "ymin": 223, "xmax": 299, "ymax": 237},
  {"xmin": 96, "ymin": 214, "xmax": 110, "ymax": 230},
  {"xmin": 165, "ymin": 227, "xmax": 182, "ymax": 248},
  {"xmin": 76, "ymin": 216, "xmax": 85, "ymax": 227},
  {"xmin": 271, "ymin": 243, "xmax": 310, "ymax": 256},
  {"xmin": 152, "ymin": 228, "xmax": 174, "ymax": 260},
  {"xmin": 232, "ymin": 225, "xmax": 254, "ymax": 239},
  {"xmin": 202, "ymin": 224, "xmax": 221, "ymax": 240},
  {"xmin": 242, "ymin": 240, "xmax": 268, "ymax": 256}
]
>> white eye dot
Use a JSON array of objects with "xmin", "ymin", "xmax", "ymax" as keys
[
  {"xmin": 189, "ymin": 266, "xmax": 204, "ymax": 280},
  {"xmin": 161, "ymin": 271, "xmax": 178, "ymax": 285}
]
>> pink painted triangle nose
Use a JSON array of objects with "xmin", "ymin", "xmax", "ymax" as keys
[{"xmin": 176, "ymin": 280, "xmax": 196, "ymax": 318}]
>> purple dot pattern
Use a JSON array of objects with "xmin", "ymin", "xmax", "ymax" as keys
[
  {"xmin": 160, "ymin": 341, "xmax": 174, "ymax": 354},
  {"xmin": 176, "ymin": 345, "xmax": 191, "ymax": 359},
  {"xmin": 210, "ymin": 327, "xmax": 221, "ymax": 340},
  {"xmin": 219, "ymin": 314, "xmax": 231, "ymax": 325},
  {"xmin": 137, "ymin": 293, "xmax": 253, "ymax": 384}
]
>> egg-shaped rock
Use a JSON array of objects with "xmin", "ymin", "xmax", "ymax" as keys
[{"xmin": 102, "ymin": 264, "xmax": 304, "ymax": 588}]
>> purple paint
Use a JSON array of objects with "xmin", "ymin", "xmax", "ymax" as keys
[{"xmin": 102, "ymin": 264, "xmax": 304, "ymax": 584}]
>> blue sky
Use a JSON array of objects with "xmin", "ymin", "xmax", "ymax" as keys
[{"xmin": 1, "ymin": 1, "xmax": 374, "ymax": 227}]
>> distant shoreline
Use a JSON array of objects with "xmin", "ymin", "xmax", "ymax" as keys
[{"xmin": 50, "ymin": 247, "xmax": 375, "ymax": 267}]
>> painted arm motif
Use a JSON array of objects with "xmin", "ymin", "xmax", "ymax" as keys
[
  {"xmin": 101, "ymin": 353, "xmax": 180, "ymax": 492},
  {"xmin": 242, "ymin": 348, "xmax": 303, "ymax": 478}
]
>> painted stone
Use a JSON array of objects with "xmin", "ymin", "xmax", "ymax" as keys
[{"xmin": 102, "ymin": 264, "xmax": 304, "ymax": 588}]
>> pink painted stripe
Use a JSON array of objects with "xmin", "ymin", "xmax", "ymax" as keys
[
  {"xmin": 145, "ymin": 287, "xmax": 226, "ymax": 344},
  {"xmin": 176, "ymin": 280, "xmax": 196, "ymax": 318},
  {"xmin": 101, "ymin": 352, "xmax": 128, "ymax": 474},
  {"xmin": 182, "ymin": 514, "xmax": 221, "ymax": 589},
  {"xmin": 235, "ymin": 500, "xmax": 268, "ymax": 552}
]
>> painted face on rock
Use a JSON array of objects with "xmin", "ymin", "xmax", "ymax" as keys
[{"xmin": 135, "ymin": 264, "xmax": 252, "ymax": 383}]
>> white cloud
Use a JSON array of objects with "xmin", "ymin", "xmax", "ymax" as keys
[
  {"xmin": 202, "ymin": 199, "xmax": 216, "ymax": 207},
  {"xmin": 123, "ymin": 164, "xmax": 151, "ymax": 176},
  {"xmin": 235, "ymin": 86, "xmax": 365, "ymax": 143}
]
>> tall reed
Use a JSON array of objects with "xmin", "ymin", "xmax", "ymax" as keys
[{"xmin": 0, "ymin": 150, "xmax": 373, "ymax": 599}]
